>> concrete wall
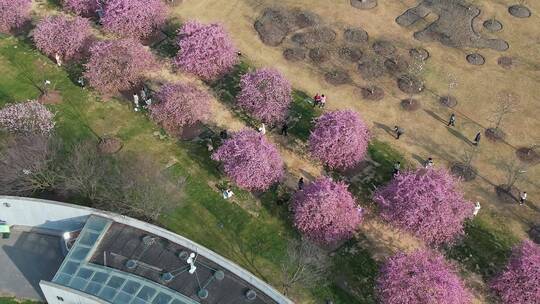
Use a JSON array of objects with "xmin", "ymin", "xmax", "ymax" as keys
[{"xmin": 41, "ymin": 281, "xmax": 108, "ymax": 304}]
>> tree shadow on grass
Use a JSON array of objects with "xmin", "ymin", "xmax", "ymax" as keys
[
  {"xmin": 373, "ymin": 121, "xmax": 395, "ymax": 138},
  {"xmin": 447, "ymin": 127, "xmax": 472, "ymax": 145},
  {"xmin": 423, "ymin": 109, "xmax": 447, "ymax": 125}
]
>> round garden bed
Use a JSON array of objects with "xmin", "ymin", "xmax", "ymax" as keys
[
  {"xmin": 372, "ymin": 40, "xmax": 397, "ymax": 57},
  {"xmin": 359, "ymin": 86, "xmax": 384, "ymax": 101},
  {"xmin": 508, "ymin": 5, "xmax": 531, "ymax": 18},
  {"xmin": 400, "ymin": 98, "xmax": 420, "ymax": 111},
  {"xmin": 397, "ymin": 75, "xmax": 425, "ymax": 94},
  {"xmin": 409, "ymin": 48, "xmax": 430, "ymax": 61},
  {"xmin": 344, "ymin": 27, "xmax": 369, "ymax": 44},
  {"xmin": 439, "ymin": 95, "xmax": 458, "ymax": 108},
  {"xmin": 283, "ymin": 48, "xmax": 307, "ymax": 61},
  {"xmin": 291, "ymin": 27, "xmax": 337, "ymax": 46},
  {"xmin": 483, "ymin": 19, "xmax": 503, "ymax": 32},
  {"xmin": 98, "ymin": 137, "xmax": 123, "ymax": 154},
  {"xmin": 338, "ymin": 46, "xmax": 363, "ymax": 62},
  {"xmin": 485, "ymin": 127, "xmax": 505, "ymax": 141},
  {"xmin": 324, "ymin": 70, "xmax": 351, "ymax": 85},
  {"xmin": 450, "ymin": 162, "xmax": 477, "ymax": 181},
  {"xmin": 384, "ymin": 57, "xmax": 409, "ymax": 74},
  {"xmin": 516, "ymin": 147, "xmax": 540, "ymax": 164},
  {"xmin": 358, "ymin": 58, "xmax": 385, "ymax": 79},
  {"xmin": 308, "ymin": 47, "xmax": 331, "ymax": 63},
  {"xmin": 350, "ymin": 0, "xmax": 377, "ymax": 10},
  {"xmin": 466, "ymin": 53, "xmax": 485, "ymax": 65}
]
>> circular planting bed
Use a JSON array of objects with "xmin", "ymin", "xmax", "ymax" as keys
[
  {"xmin": 358, "ymin": 58, "xmax": 385, "ymax": 79},
  {"xmin": 485, "ymin": 127, "xmax": 505, "ymax": 141},
  {"xmin": 516, "ymin": 147, "xmax": 540, "ymax": 164},
  {"xmin": 291, "ymin": 27, "xmax": 337, "ymax": 46},
  {"xmin": 483, "ymin": 19, "xmax": 503, "ymax": 32},
  {"xmin": 495, "ymin": 184, "xmax": 519, "ymax": 204},
  {"xmin": 359, "ymin": 86, "xmax": 385, "ymax": 101},
  {"xmin": 344, "ymin": 27, "xmax": 369, "ymax": 44},
  {"xmin": 497, "ymin": 56, "xmax": 513, "ymax": 69},
  {"xmin": 508, "ymin": 5, "xmax": 531, "ymax": 18},
  {"xmin": 254, "ymin": 8, "xmax": 294, "ymax": 46},
  {"xmin": 338, "ymin": 46, "xmax": 363, "ymax": 62},
  {"xmin": 439, "ymin": 95, "xmax": 458, "ymax": 108},
  {"xmin": 450, "ymin": 163, "xmax": 477, "ymax": 181},
  {"xmin": 384, "ymin": 57, "xmax": 409, "ymax": 74},
  {"xmin": 397, "ymin": 75, "xmax": 425, "ymax": 94},
  {"xmin": 466, "ymin": 53, "xmax": 485, "ymax": 65},
  {"xmin": 292, "ymin": 10, "xmax": 321, "ymax": 28},
  {"xmin": 309, "ymin": 47, "xmax": 331, "ymax": 63},
  {"xmin": 39, "ymin": 90, "xmax": 63, "ymax": 104},
  {"xmin": 283, "ymin": 48, "xmax": 307, "ymax": 61},
  {"xmin": 350, "ymin": 0, "xmax": 377, "ymax": 9},
  {"xmin": 400, "ymin": 98, "xmax": 420, "ymax": 111},
  {"xmin": 98, "ymin": 137, "xmax": 123, "ymax": 154},
  {"xmin": 372, "ymin": 40, "xmax": 397, "ymax": 57},
  {"xmin": 324, "ymin": 70, "xmax": 351, "ymax": 85},
  {"xmin": 409, "ymin": 48, "xmax": 429, "ymax": 61}
]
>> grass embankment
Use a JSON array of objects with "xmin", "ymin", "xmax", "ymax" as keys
[{"xmin": 0, "ymin": 298, "xmax": 39, "ymax": 304}]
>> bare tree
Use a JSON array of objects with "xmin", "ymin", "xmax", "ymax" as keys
[
  {"xmin": 500, "ymin": 157, "xmax": 528, "ymax": 192},
  {"xmin": 280, "ymin": 238, "xmax": 329, "ymax": 296},
  {"xmin": 489, "ymin": 90, "xmax": 520, "ymax": 132}
]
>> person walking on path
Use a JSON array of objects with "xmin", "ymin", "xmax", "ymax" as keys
[
  {"xmin": 133, "ymin": 93, "xmax": 140, "ymax": 112},
  {"xmin": 281, "ymin": 122, "xmax": 289, "ymax": 136},
  {"xmin": 473, "ymin": 132, "xmax": 481, "ymax": 146},
  {"xmin": 473, "ymin": 202, "xmax": 481, "ymax": 216},
  {"xmin": 394, "ymin": 126, "xmax": 404, "ymax": 139},
  {"xmin": 319, "ymin": 94, "xmax": 327, "ymax": 108},
  {"xmin": 313, "ymin": 93, "xmax": 322, "ymax": 107},
  {"xmin": 448, "ymin": 113, "xmax": 456, "ymax": 127},
  {"xmin": 298, "ymin": 177, "xmax": 304, "ymax": 190},
  {"xmin": 425, "ymin": 157, "xmax": 434, "ymax": 168},
  {"xmin": 258, "ymin": 123, "xmax": 266, "ymax": 135},
  {"xmin": 519, "ymin": 191, "xmax": 527, "ymax": 206},
  {"xmin": 392, "ymin": 161, "xmax": 401, "ymax": 175}
]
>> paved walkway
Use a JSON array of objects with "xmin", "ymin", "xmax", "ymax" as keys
[{"xmin": 0, "ymin": 227, "xmax": 64, "ymax": 301}]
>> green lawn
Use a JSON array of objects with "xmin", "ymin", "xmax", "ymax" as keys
[{"xmin": 0, "ymin": 298, "xmax": 39, "ymax": 304}]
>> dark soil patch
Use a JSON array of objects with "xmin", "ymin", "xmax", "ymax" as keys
[
  {"xmin": 324, "ymin": 70, "xmax": 351, "ymax": 86},
  {"xmin": 337, "ymin": 46, "xmax": 363, "ymax": 62},
  {"xmin": 516, "ymin": 147, "xmax": 540, "ymax": 164},
  {"xmin": 181, "ymin": 122, "xmax": 205, "ymax": 140},
  {"xmin": 397, "ymin": 75, "xmax": 425, "ymax": 94},
  {"xmin": 497, "ymin": 56, "xmax": 513, "ymax": 69},
  {"xmin": 344, "ymin": 27, "xmax": 369, "ymax": 44},
  {"xmin": 254, "ymin": 8, "xmax": 295, "ymax": 46},
  {"xmin": 309, "ymin": 47, "xmax": 331, "ymax": 63},
  {"xmin": 291, "ymin": 27, "xmax": 337, "ymax": 46},
  {"xmin": 466, "ymin": 53, "xmax": 485, "ymax": 65},
  {"xmin": 439, "ymin": 95, "xmax": 458, "ymax": 107},
  {"xmin": 400, "ymin": 98, "xmax": 420, "ymax": 111},
  {"xmin": 409, "ymin": 48, "xmax": 430, "ymax": 61},
  {"xmin": 384, "ymin": 56, "xmax": 409, "ymax": 74},
  {"xmin": 495, "ymin": 184, "xmax": 519, "ymax": 204},
  {"xmin": 483, "ymin": 19, "xmax": 503, "ymax": 32},
  {"xmin": 485, "ymin": 127, "xmax": 505, "ymax": 141},
  {"xmin": 283, "ymin": 48, "xmax": 307, "ymax": 61},
  {"xmin": 530, "ymin": 225, "xmax": 540, "ymax": 244},
  {"xmin": 350, "ymin": 0, "xmax": 378, "ymax": 9},
  {"xmin": 372, "ymin": 40, "xmax": 397, "ymax": 57},
  {"xmin": 38, "ymin": 90, "xmax": 62, "ymax": 104},
  {"xmin": 359, "ymin": 86, "xmax": 385, "ymax": 101},
  {"xmin": 508, "ymin": 5, "xmax": 531, "ymax": 18},
  {"xmin": 98, "ymin": 137, "xmax": 123, "ymax": 154},
  {"xmin": 291, "ymin": 10, "xmax": 321, "ymax": 28},
  {"xmin": 450, "ymin": 162, "xmax": 477, "ymax": 181},
  {"xmin": 357, "ymin": 57, "xmax": 385, "ymax": 79}
]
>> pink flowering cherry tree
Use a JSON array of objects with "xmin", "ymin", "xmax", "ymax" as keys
[
  {"xmin": 101, "ymin": 0, "xmax": 167, "ymax": 40},
  {"xmin": 373, "ymin": 168, "xmax": 474, "ymax": 246},
  {"xmin": 309, "ymin": 110, "xmax": 370, "ymax": 170},
  {"xmin": 84, "ymin": 38, "xmax": 157, "ymax": 94},
  {"xmin": 377, "ymin": 250, "xmax": 472, "ymax": 304},
  {"xmin": 292, "ymin": 177, "xmax": 363, "ymax": 245},
  {"xmin": 62, "ymin": 0, "xmax": 100, "ymax": 17},
  {"xmin": 174, "ymin": 21, "xmax": 238, "ymax": 81},
  {"xmin": 237, "ymin": 68, "xmax": 292, "ymax": 125},
  {"xmin": 490, "ymin": 240, "xmax": 540, "ymax": 304},
  {"xmin": 0, "ymin": 101, "xmax": 55, "ymax": 135},
  {"xmin": 211, "ymin": 129, "xmax": 284, "ymax": 191},
  {"xmin": 0, "ymin": 0, "xmax": 31, "ymax": 33},
  {"xmin": 33, "ymin": 15, "xmax": 92, "ymax": 63},
  {"xmin": 150, "ymin": 82, "xmax": 213, "ymax": 136}
]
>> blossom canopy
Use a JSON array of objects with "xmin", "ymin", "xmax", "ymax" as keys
[
  {"xmin": 62, "ymin": 0, "xmax": 99, "ymax": 17},
  {"xmin": 373, "ymin": 168, "xmax": 474, "ymax": 246},
  {"xmin": 0, "ymin": 101, "xmax": 55, "ymax": 135},
  {"xmin": 309, "ymin": 110, "xmax": 370, "ymax": 170},
  {"xmin": 151, "ymin": 82, "xmax": 213, "ymax": 135},
  {"xmin": 102, "ymin": 0, "xmax": 167, "ymax": 39},
  {"xmin": 211, "ymin": 129, "xmax": 284, "ymax": 191},
  {"xmin": 0, "ymin": 0, "xmax": 31, "ymax": 33},
  {"xmin": 174, "ymin": 21, "xmax": 238, "ymax": 81},
  {"xmin": 376, "ymin": 250, "xmax": 472, "ymax": 304},
  {"xmin": 237, "ymin": 68, "xmax": 292, "ymax": 124},
  {"xmin": 292, "ymin": 177, "xmax": 362, "ymax": 245},
  {"xmin": 490, "ymin": 240, "xmax": 540, "ymax": 304}
]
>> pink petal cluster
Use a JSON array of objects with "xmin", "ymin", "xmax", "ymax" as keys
[
  {"xmin": 490, "ymin": 240, "xmax": 540, "ymax": 304},
  {"xmin": 150, "ymin": 82, "xmax": 213, "ymax": 135},
  {"xmin": 102, "ymin": 0, "xmax": 167, "ymax": 39},
  {"xmin": 33, "ymin": 15, "xmax": 92, "ymax": 61},
  {"xmin": 237, "ymin": 68, "xmax": 292, "ymax": 125},
  {"xmin": 211, "ymin": 129, "xmax": 284, "ymax": 191},
  {"xmin": 376, "ymin": 250, "xmax": 472, "ymax": 304},
  {"xmin": 309, "ymin": 110, "xmax": 370, "ymax": 170},
  {"xmin": 292, "ymin": 177, "xmax": 362, "ymax": 245},
  {"xmin": 373, "ymin": 168, "xmax": 474, "ymax": 246},
  {"xmin": 84, "ymin": 39, "xmax": 157, "ymax": 94},
  {"xmin": 62, "ymin": 0, "xmax": 100, "ymax": 17},
  {"xmin": 0, "ymin": 0, "xmax": 31, "ymax": 33},
  {"xmin": 0, "ymin": 101, "xmax": 55, "ymax": 135},
  {"xmin": 174, "ymin": 21, "xmax": 238, "ymax": 81}
]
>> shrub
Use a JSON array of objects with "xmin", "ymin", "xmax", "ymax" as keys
[
  {"xmin": 490, "ymin": 240, "xmax": 540, "ymax": 304},
  {"xmin": 237, "ymin": 68, "xmax": 292, "ymax": 125},
  {"xmin": 102, "ymin": 0, "xmax": 167, "ymax": 39},
  {"xmin": 292, "ymin": 177, "xmax": 362, "ymax": 245},
  {"xmin": 373, "ymin": 168, "xmax": 474, "ymax": 246},
  {"xmin": 150, "ymin": 82, "xmax": 213, "ymax": 135},
  {"xmin": 84, "ymin": 38, "xmax": 157, "ymax": 94},
  {"xmin": 211, "ymin": 129, "xmax": 284, "ymax": 191},
  {"xmin": 0, "ymin": 101, "xmax": 55, "ymax": 135},
  {"xmin": 62, "ymin": 0, "xmax": 100, "ymax": 17},
  {"xmin": 33, "ymin": 15, "xmax": 92, "ymax": 62},
  {"xmin": 174, "ymin": 21, "xmax": 238, "ymax": 81},
  {"xmin": 309, "ymin": 110, "xmax": 370, "ymax": 170},
  {"xmin": 377, "ymin": 250, "xmax": 472, "ymax": 304},
  {"xmin": 0, "ymin": 0, "xmax": 31, "ymax": 33}
]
